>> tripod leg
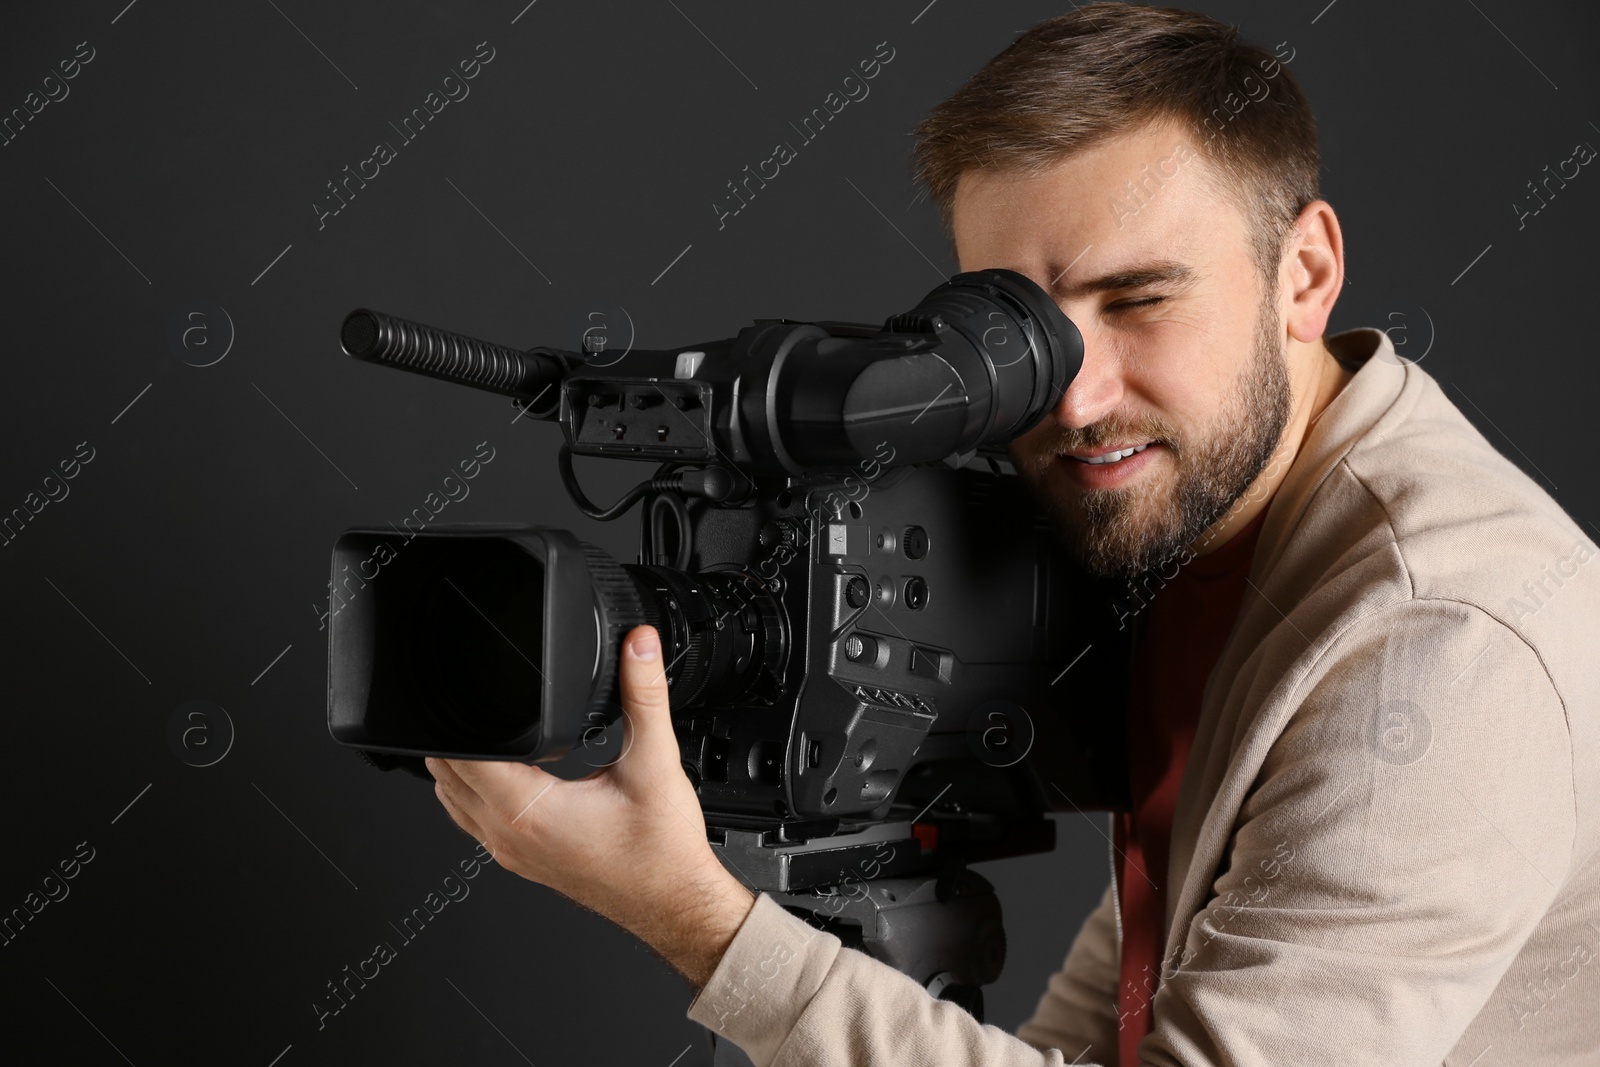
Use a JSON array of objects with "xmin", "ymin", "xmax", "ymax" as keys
[{"xmin": 778, "ymin": 868, "xmax": 1006, "ymax": 1018}]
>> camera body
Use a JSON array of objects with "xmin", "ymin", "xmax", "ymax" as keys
[{"xmin": 327, "ymin": 269, "xmax": 1131, "ymax": 893}]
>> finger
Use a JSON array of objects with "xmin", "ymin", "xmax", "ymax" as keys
[
  {"xmin": 428, "ymin": 757, "xmax": 487, "ymax": 829},
  {"xmin": 426, "ymin": 757, "xmax": 483, "ymax": 808},
  {"xmin": 610, "ymin": 626, "xmax": 679, "ymax": 791},
  {"xmin": 442, "ymin": 756, "xmax": 562, "ymax": 827},
  {"xmin": 435, "ymin": 780, "xmax": 488, "ymax": 844}
]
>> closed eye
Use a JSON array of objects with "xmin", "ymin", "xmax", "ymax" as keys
[{"xmin": 1106, "ymin": 296, "xmax": 1166, "ymax": 312}]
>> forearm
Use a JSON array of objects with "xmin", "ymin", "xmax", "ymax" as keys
[{"xmin": 630, "ymin": 867, "xmax": 759, "ymax": 990}]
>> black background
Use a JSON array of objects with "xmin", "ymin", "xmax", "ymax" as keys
[{"xmin": 2, "ymin": 1, "xmax": 1597, "ymax": 1064}]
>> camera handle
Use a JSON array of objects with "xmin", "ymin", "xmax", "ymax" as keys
[{"xmin": 704, "ymin": 824, "xmax": 1006, "ymax": 1065}]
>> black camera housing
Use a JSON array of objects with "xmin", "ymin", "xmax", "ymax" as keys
[
  {"xmin": 327, "ymin": 268, "xmax": 1133, "ymax": 887},
  {"xmin": 327, "ymin": 463, "xmax": 1131, "ymax": 836}
]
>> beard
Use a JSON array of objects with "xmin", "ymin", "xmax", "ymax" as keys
[{"xmin": 1018, "ymin": 297, "xmax": 1293, "ymax": 581}]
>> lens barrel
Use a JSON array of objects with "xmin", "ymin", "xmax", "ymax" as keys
[
  {"xmin": 629, "ymin": 566, "xmax": 786, "ymax": 710},
  {"xmin": 326, "ymin": 527, "xmax": 784, "ymax": 764}
]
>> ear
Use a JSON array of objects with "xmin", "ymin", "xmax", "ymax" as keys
[{"xmin": 1280, "ymin": 199, "xmax": 1344, "ymax": 344}]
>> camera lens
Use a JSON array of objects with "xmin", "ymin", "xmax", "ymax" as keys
[{"xmin": 628, "ymin": 567, "xmax": 786, "ymax": 710}]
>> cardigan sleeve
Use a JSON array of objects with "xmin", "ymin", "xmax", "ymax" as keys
[{"xmin": 687, "ymin": 891, "xmax": 1073, "ymax": 1066}]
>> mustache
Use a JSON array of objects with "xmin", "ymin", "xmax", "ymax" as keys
[{"xmin": 1035, "ymin": 417, "xmax": 1179, "ymax": 456}]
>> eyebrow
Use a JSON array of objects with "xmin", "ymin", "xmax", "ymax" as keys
[{"xmin": 1052, "ymin": 260, "xmax": 1196, "ymax": 300}]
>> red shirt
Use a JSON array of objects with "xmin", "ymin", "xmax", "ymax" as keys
[{"xmin": 1114, "ymin": 507, "xmax": 1268, "ymax": 1066}]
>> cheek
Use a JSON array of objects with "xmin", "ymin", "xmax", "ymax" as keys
[
  {"xmin": 1105, "ymin": 331, "xmax": 1196, "ymax": 410},
  {"xmin": 1130, "ymin": 317, "xmax": 1243, "ymax": 421}
]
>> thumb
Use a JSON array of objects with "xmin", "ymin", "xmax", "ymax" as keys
[{"xmin": 609, "ymin": 626, "xmax": 681, "ymax": 789}]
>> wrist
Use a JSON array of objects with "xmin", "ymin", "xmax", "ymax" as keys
[{"xmin": 660, "ymin": 868, "xmax": 758, "ymax": 990}]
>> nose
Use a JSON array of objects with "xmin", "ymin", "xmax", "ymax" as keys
[{"xmin": 1051, "ymin": 331, "xmax": 1123, "ymax": 431}]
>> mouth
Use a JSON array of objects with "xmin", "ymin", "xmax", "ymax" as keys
[
  {"xmin": 1051, "ymin": 440, "xmax": 1165, "ymax": 489},
  {"xmin": 1062, "ymin": 442, "xmax": 1154, "ymax": 466}
]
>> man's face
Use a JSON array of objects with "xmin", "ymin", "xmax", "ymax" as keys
[{"xmin": 952, "ymin": 120, "xmax": 1293, "ymax": 579}]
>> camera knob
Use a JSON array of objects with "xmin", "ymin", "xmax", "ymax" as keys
[{"xmin": 759, "ymin": 520, "xmax": 802, "ymax": 553}]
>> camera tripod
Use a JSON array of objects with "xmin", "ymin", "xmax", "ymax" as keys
[{"xmin": 702, "ymin": 816, "xmax": 1053, "ymax": 1066}]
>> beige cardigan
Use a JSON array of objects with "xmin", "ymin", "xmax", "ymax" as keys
[{"xmin": 687, "ymin": 328, "xmax": 1600, "ymax": 1066}]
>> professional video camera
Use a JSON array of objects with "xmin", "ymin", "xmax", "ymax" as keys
[{"xmin": 325, "ymin": 269, "xmax": 1132, "ymax": 1026}]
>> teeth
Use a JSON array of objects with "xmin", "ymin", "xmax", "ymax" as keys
[{"xmin": 1076, "ymin": 443, "xmax": 1151, "ymax": 465}]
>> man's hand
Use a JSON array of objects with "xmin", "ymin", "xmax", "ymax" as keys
[{"xmin": 425, "ymin": 625, "xmax": 757, "ymax": 989}]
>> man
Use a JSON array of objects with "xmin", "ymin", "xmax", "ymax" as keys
[{"xmin": 425, "ymin": 5, "xmax": 1600, "ymax": 1065}]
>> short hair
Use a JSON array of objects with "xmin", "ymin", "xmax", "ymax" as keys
[{"xmin": 911, "ymin": 3, "xmax": 1323, "ymax": 287}]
